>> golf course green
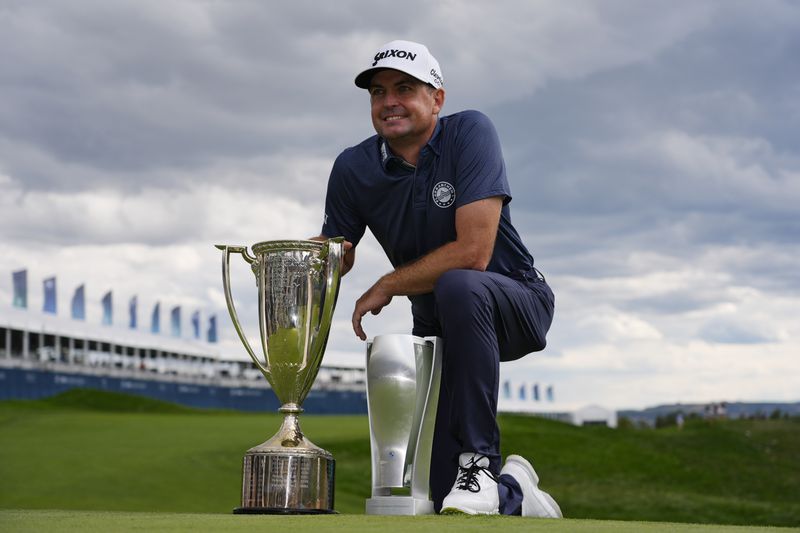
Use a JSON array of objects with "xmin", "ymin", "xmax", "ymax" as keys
[{"xmin": 1, "ymin": 389, "xmax": 798, "ymax": 531}]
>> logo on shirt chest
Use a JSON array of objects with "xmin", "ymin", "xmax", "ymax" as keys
[{"xmin": 432, "ymin": 181, "xmax": 456, "ymax": 208}]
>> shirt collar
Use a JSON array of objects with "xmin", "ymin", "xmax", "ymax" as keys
[
  {"xmin": 379, "ymin": 140, "xmax": 415, "ymax": 172},
  {"xmin": 378, "ymin": 118, "xmax": 442, "ymax": 171},
  {"xmin": 426, "ymin": 118, "xmax": 443, "ymax": 156}
]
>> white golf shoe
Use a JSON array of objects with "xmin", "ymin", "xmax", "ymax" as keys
[
  {"xmin": 500, "ymin": 454, "xmax": 562, "ymax": 518},
  {"xmin": 440, "ymin": 453, "xmax": 500, "ymax": 515}
]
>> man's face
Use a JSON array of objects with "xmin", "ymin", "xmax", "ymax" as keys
[{"xmin": 369, "ymin": 69, "xmax": 444, "ymax": 146}]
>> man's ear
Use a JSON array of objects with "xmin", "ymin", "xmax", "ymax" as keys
[{"xmin": 432, "ymin": 88, "xmax": 445, "ymax": 114}]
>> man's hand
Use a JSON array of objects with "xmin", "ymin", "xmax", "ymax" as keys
[
  {"xmin": 341, "ymin": 240, "xmax": 355, "ymax": 276},
  {"xmin": 310, "ymin": 235, "xmax": 356, "ymax": 276},
  {"xmin": 352, "ymin": 280, "xmax": 392, "ymax": 341}
]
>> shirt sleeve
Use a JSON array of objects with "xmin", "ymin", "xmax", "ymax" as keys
[
  {"xmin": 321, "ymin": 152, "xmax": 367, "ymax": 247},
  {"xmin": 453, "ymin": 111, "xmax": 512, "ymax": 208}
]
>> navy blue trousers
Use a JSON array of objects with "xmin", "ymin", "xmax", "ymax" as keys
[{"xmin": 414, "ymin": 268, "xmax": 554, "ymax": 515}]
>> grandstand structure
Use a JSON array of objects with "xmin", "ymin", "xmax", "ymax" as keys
[{"xmin": 0, "ymin": 292, "xmax": 366, "ymax": 413}]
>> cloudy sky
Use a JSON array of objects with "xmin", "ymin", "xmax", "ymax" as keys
[{"xmin": 1, "ymin": 0, "xmax": 798, "ymax": 409}]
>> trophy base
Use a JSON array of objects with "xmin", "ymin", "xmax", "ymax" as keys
[
  {"xmin": 233, "ymin": 507, "xmax": 336, "ymax": 515},
  {"xmin": 238, "ymin": 450, "xmax": 335, "ymax": 514},
  {"xmin": 366, "ymin": 495, "xmax": 435, "ymax": 516}
]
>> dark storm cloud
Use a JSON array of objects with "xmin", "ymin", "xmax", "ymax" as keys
[
  {"xmin": 0, "ymin": 0, "xmax": 406, "ymax": 191},
  {"xmin": 622, "ymin": 291, "xmax": 725, "ymax": 315},
  {"xmin": 487, "ymin": 1, "xmax": 800, "ymax": 314},
  {"xmin": 0, "ymin": 0, "xmax": 724, "ymax": 193}
]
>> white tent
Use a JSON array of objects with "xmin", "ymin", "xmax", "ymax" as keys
[{"xmin": 571, "ymin": 404, "xmax": 618, "ymax": 428}]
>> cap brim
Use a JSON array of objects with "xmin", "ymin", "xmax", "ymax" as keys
[
  {"xmin": 354, "ymin": 68, "xmax": 380, "ymax": 89},
  {"xmin": 354, "ymin": 67, "xmax": 435, "ymax": 89}
]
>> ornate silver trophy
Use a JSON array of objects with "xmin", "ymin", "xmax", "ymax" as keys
[
  {"xmin": 215, "ymin": 238, "xmax": 344, "ymax": 514},
  {"xmin": 365, "ymin": 334, "xmax": 443, "ymax": 515}
]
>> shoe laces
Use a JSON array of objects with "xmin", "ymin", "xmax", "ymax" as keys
[{"xmin": 455, "ymin": 455, "xmax": 498, "ymax": 493}]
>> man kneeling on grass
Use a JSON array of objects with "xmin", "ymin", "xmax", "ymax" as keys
[{"xmin": 317, "ymin": 40, "xmax": 562, "ymax": 517}]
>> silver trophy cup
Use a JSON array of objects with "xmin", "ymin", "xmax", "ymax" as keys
[
  {"xmin": 215, "ymin": 238, "xmax": 344, "ymax": 514},
  {"xmin": 365, "ymin": 334, "xmax": 443, "ymax": 515}
]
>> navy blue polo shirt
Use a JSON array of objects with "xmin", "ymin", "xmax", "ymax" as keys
[{"xmin": 322, "ymin": 109, "xmax": 536, "ymax": 333}]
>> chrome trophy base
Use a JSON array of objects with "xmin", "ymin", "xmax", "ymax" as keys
[
  {"xmin": 234, "ymin": 406, "xmax": 335, "ymax": 514},
  {"xmin": 365, "ymin": 495, "xmax": 434, "ymax": 516}
]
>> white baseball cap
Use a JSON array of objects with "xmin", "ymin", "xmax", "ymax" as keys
[{"xmin": 355, "ymin": 40, "xmax": 444, "ymax": 90}]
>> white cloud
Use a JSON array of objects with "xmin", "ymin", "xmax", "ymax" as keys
[
  {"xmin": 501, "ymin": 337, "xmax": 799, "ymax": 409},
  {"xmin": 573, "ymin": 307, "xmax": 663, "ymax": 343}
]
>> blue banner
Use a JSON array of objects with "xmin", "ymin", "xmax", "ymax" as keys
[
  {"xmin": 191, "ymin": 311, "xmax": 200, "ymax": 339},
  {"xmin": 532, "ymin": 383, "xmax": 540, "ymax": 402},
  {"xmin": 43, "ymin": 276, "xmax": 57, "ymax": 314},
  {"xmin": 151, "ymin": 302, "xmax": 160, "ymax": 334},
  {"xmin": 129, "ymin": 296, "xmax": 137, "ymax": 329},
  {"xmin": 12, "ymin": 269, "xmax": 27, "ymax": 308},
  {"xmin": 546, "ymin": 385, "xmax": 554, "ymax": 402},
  {"xmin": 71, "ymin": 284, "xmax": 86, "ymax": 320},
  {"xmin": 101, "ymin": 291, "xmax": 112, "ymax": 325},
  {"xmin": 170, "ymin": 306, "xmax": 181, "ymax": 337},
  {"xmin": 518, "ymin": 383, "xmax": 526, "ymax": 401},
  {"xmin": 502, "ymin": 380, "xmax": 511, "ymax": 399},
  {"xmin": 207, "ymin": 315, "xmax": 217, "ymax": 343}
]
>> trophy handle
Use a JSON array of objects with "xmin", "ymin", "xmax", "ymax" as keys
[{"xmin": 215, "ymin": 244, "xmax": 270, "ymax": 377}]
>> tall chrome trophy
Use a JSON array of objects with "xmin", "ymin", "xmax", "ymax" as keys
[
  {"xmin": 216, "ymin": 238, "xmax": 344, "ymax": 514},
  {"xmin": 366, "ymin": 334, "xmax": 442, "ymax": 515}
]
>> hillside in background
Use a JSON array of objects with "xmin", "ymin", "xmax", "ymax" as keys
[
  {"xmin": 0, "ymin": 390, "xmax": 798, "ymax": 527},
  {"xmin": 619, "ymin": 401, "xmax": 800, "ymax": 427}
]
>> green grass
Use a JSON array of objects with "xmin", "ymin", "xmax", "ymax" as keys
[
  {"xmin": 500, "ymin": 413, "xmax": 800, "ymax": 526},
  {"xmin": 0, "ymin": 509, "xmax": 790, "ymax": 533},
  {"xmin": 0, "ymin": 390, "xmax": 798, "ymax": 529}
]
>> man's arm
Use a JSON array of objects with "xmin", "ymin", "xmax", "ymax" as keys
[{"xmin": 351, "ymin": 196, "xmax": 503, "ymax": 340}]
